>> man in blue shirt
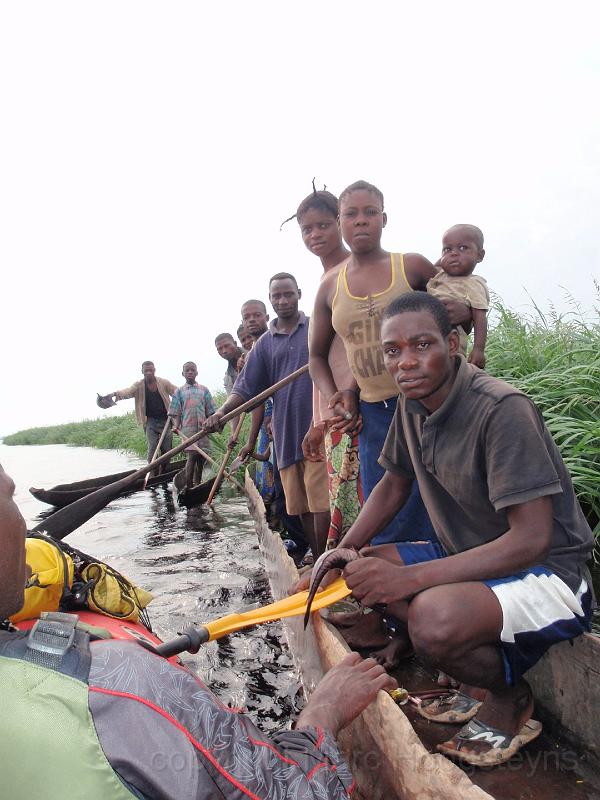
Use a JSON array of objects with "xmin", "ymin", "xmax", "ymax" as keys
[{"xmin": 205, "ymin": 273, "xmax": 330, "ymax": 557}]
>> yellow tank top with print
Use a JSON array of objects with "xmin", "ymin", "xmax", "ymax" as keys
[{"xmin": 331, "ymin": 253, "xmax": 412, "ymax": 402}]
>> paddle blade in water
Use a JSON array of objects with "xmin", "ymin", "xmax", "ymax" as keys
[
  {"xmin": 31, "ymin": 473, "xmax": 141, "ymax": 540},
  {"xmin": 204, "ymin": 577, "xmax": 351, "ymax": 641}
]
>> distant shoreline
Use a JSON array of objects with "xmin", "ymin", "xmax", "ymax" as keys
[{"xmin": 3, "ymin": 413, "xmax": 149, "ymax": 458}]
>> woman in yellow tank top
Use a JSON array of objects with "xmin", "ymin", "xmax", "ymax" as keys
[{"xmin": 310, "ymin": 180, "xmax": 470, "ymax": 549}]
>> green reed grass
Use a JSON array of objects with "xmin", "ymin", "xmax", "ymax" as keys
[
  {"xmin": 5, "ymin": 300, "xmax": 599, "ymax": 534},
  {"xmin": 486, "ymin": 294, "xmax": 600, "ymax": 536}
]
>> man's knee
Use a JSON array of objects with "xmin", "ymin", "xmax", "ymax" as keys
[{"xmin": 408, "ymin": 590, "xmax": 465, "ymax": 663}]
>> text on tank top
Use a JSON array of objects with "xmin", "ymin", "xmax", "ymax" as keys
[{"xmin": 331, "ymin": 253, "xmax": 412, "ymax": 403}]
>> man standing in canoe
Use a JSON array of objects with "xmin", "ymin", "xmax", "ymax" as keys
[
  {"xmin": 100, "ymin": 361, "xmax": 177, "ymax": 471},
  {"xmin": 215, "ymin": 332, "xmax": 244, "ymax": 395},
  {"xmin": 241, "ymin": 298, "xmax": 270, "ymax": 341},
  {"xmin": 0, "ymin": 463, "xmax": 396, "ymax": 799},
  {"xmin": 205, "ymin": 274, "xmax": 331, "ymax": 559},
  {"xmin": 320, "ymin": 293, "xmax": 594, "ymax": 767},
  {"xmin": 237, "ymin": 297, "xmax": 308, "ymax": 558}
]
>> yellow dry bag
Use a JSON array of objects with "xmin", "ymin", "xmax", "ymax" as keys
[
  {"xmin": 10, "ymin": 535, "xmax": 75, "ymax": 623},
  {"xmin": 80, "ymin": 563, "xmax": 153, "ymax": 623}
]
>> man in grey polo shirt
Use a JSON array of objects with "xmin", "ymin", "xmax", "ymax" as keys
[{"xmin": 330, "ymin": 292, "xmax": 593, "ymax": 768}]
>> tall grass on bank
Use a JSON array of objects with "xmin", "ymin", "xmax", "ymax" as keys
[
  {"xmin": 4, "ymin": 414, "xmax": 149, "ymax": 456},
  {"xmin": 486, "ymin": 297, "xmax": 600, "ymax": 536},
  {"xmin": 4, "ymin": 391, "xmax": 252, "ymax": 479}
]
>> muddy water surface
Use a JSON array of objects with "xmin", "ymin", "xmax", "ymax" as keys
[{"xmin": 1, "ymin": 443, "xmax": 301, "ymax": 731}]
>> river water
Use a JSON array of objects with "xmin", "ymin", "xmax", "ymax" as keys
[{"xmin": 0, "ymin": 443, "xmax": 301, "ymax": 732}]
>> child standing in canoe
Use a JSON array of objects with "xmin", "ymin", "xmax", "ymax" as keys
[{"xmin": 169, "ymin": 362, "xmax": 215, "ymax": 489}]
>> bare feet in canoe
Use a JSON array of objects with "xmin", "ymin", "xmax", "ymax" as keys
[
  {"xmin": 333, "ymin": 610, "xmax": 391, "ymax": 650},
  {"xmin": 369, "ymin": 636, "xmax": 414, "ymax": 671},
  {"xmin": 322, "ymin": 607, "xmax": 413, "ymax": 670},
  {"xmin": 321, "ymin": 605, "xmax": 364, "ymax": 628},
  {"xmin": 437, "ymin": 671, "xmax": 460, "ymax": 689},
  {"xmin": 295, "ymin": 652, "xmax": 397, "ymax": 736},
  {"xmin": 437, "ymin": 680, "xmax": 540, "ymax": 766}
]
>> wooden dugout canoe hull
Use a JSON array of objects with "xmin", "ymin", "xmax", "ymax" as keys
[
  {"xmin": 30, "ymin": 463, "xmax": 185, "ymax": 508},
  {"xmin": 172, "ymin": 469, "xmax": 217, "ymax": 508},
  {"xmin": 526, "ymin": 629, "xmax": 600, "ymax": 767},
  {"xmin": 245, "ymin": 473, "xmax": 600, "ymax": 797},
  {"xmin": 244, "ymin": 473, "xmax": 493, "ymax": 800}
]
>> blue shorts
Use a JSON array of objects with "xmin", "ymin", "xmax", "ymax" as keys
[
  {"xmin": 358, "ymin": 397, "xmax": 437, "ymax": 545},
  {"xmin": 396, "ymin": 541, "xmax": 593, "ymax": 686}
]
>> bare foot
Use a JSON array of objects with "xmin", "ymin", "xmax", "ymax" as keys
[
  {"xmin": 289, "ymin": 571, "xmax": 312, "ymax": 593},
  {"xmin": 321, "ymin": 606, "xmax": 364, "ymax": 628},
  {"xmin": 295, "ymin": 652, "xmax": 397, "ymax": 736},
  {"xmin": 369, "ymin": 637, "xmax": 414, "ymax": 671},
  {"xmin": 337, "ymin": 612, "xmax": 391, "ymax": 650},
  {"xmin": 437, "ymin": 671, "xmax": 460, "ymax": 688}
]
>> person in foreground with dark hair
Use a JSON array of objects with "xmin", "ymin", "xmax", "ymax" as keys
[
  {"xmin": 0, "ymin": 463, "xmax": 396, "ymax": 799},
  {"xmin": 306, "ymin": 292, "xmax": 594, "ymax": 767}
]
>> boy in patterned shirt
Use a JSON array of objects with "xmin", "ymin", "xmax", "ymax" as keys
[
  {"xmin": 427, "ymin": 224, "xmax": 489, "ymax": 369},
  {"xmin": 169, "ymin": 362, "xmax": 216, "ymax": 488}
]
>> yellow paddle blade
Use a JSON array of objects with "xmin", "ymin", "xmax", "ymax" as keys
[{"xmin": 204, "ymin": 577, "xmax": 351, "ymax": 641}]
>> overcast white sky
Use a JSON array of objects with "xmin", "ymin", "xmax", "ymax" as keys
[{"xmin": 1, "ymin": 1, "xmax": 598, "ymax": 435}]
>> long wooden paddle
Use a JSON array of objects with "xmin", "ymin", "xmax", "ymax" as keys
[
  {"xmin": 33, "ymin": 365, "xmax": 309, "ymax": 540},
  {"xmin": 191, "ymin": 443, "xmax": 245, "ymax": 492},
  {"xmin": 172, "ymin": 435, "xmax": 245, "ymax": 493},
  {"xmin": 153, "ymin": 576, "xmax": 351, "ymax": 657},
  {"xmin": 206, "ymin": 413, "xmax": 245, "ymax": 506},
  {"xmin": 143, "ymin": 418, "xmax": 172, "ymax": 488}
]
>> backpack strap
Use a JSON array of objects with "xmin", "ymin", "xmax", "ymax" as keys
[
  {"xmin": 25, "ymin": 612, "xmax": 79, "ymax": 669},
  {"xmin": 1, "ymin": 612, "xmax": 92, "ymax": 682}
]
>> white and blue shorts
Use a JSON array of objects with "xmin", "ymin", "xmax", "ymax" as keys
[{"xmin": 395, "ymin": 541, "xmax": 593, "ymax": 686}]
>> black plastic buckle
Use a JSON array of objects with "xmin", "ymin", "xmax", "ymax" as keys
[{"xmin": 27, "ymin": 614, "xmax": 78, "ymax": 663}]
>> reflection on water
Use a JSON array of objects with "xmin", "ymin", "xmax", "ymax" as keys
[{"xmin": 0, "ymin": 443, "xmax": 300, "ymax": 731}]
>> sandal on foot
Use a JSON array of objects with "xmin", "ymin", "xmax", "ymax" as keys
[
  {"xmin": 437, "ymin": 718, "xmax": 542, "ymax": 766},
  {"xmin": 417, "ymin": 691, "xmax": 483, "ymax": 723}
]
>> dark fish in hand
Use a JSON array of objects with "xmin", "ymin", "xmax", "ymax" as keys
[{"xmin": 303, "ymin": 547, "xmax": 361, "ymax": 629}]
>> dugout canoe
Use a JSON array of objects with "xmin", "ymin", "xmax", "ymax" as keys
[
  {"xmin": 244, "ymin": 474, "xmax": 493, "ymax": 800},
  {"xmin": 30, "ymin": 462, "xmax": 185, "ymax": 508},
  {"xmin": 172, "ymin": 469, "xmax": 217, "ymax": 508},
  {"xmin": 245, "ymin": 474, "xmax": 600, "ymax": 800}
]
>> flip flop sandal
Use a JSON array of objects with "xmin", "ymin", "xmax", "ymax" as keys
[
  {"xmin": 417, "ymin": 691, "xmax": 483, "ymax": 723},
  {"xmin": 437, "ymin": 718, "xmax": 542, "ymax": 767}
]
